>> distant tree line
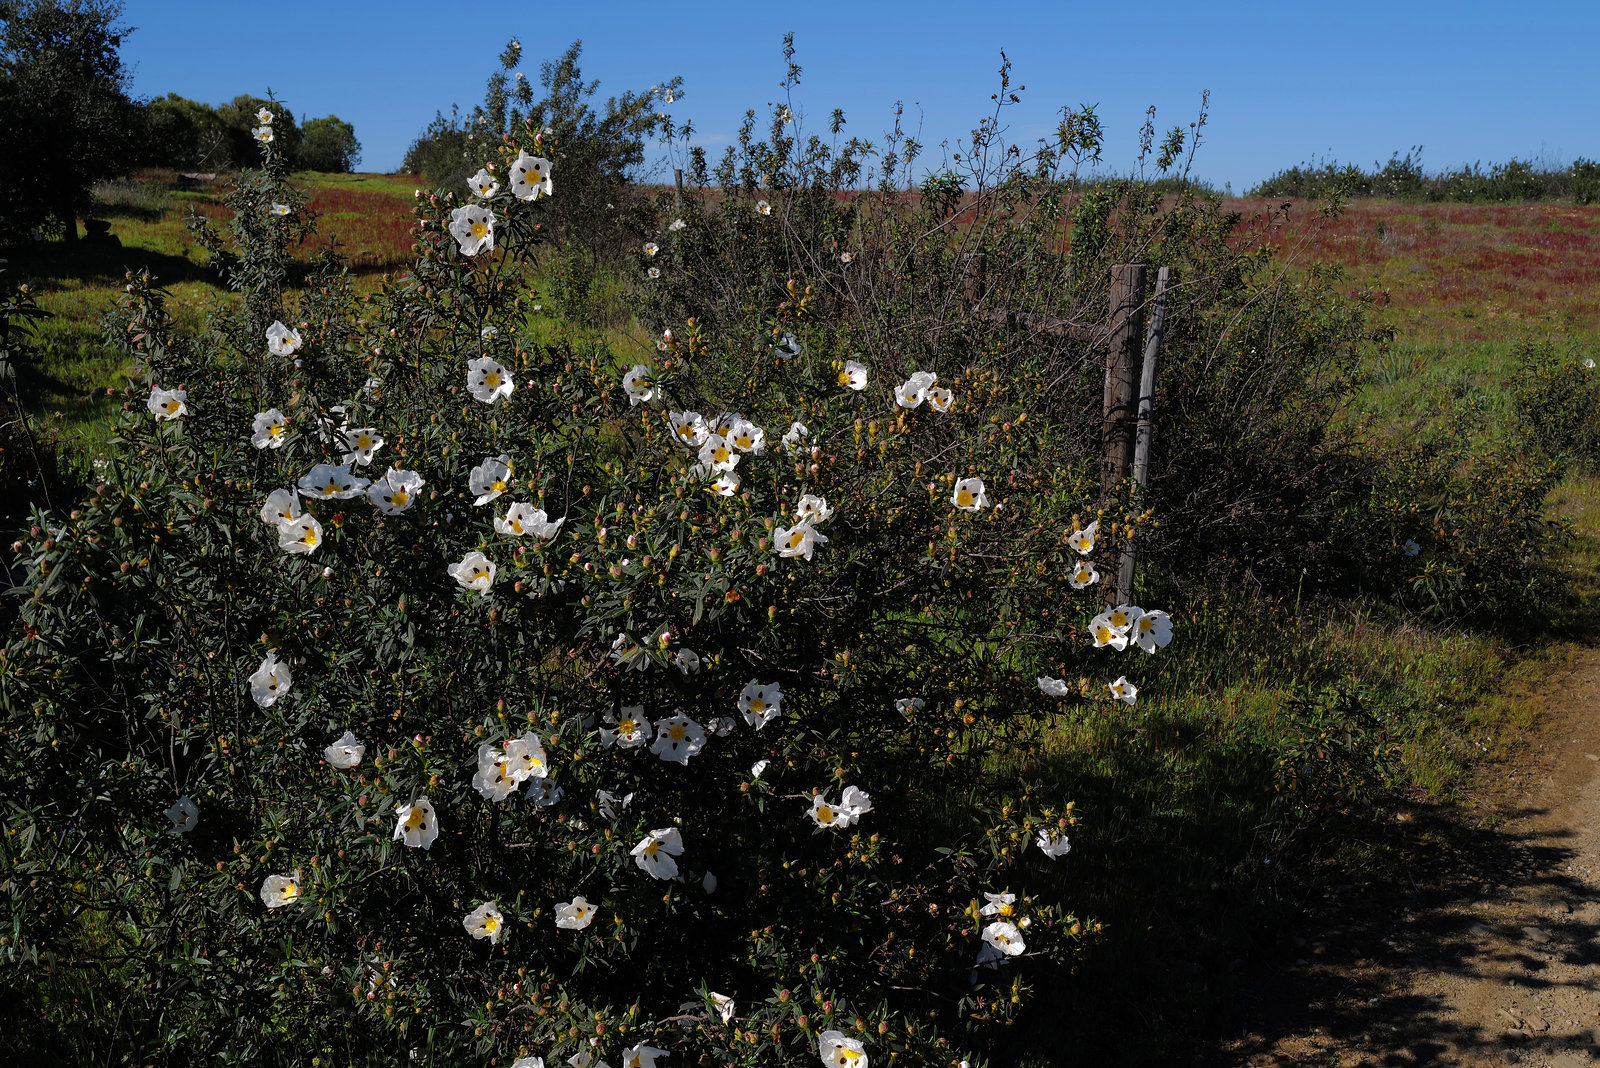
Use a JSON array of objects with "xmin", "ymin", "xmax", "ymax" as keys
[{"xmin": 1249, "ymin": 147, "xmax": 1600, "ymax": 204}]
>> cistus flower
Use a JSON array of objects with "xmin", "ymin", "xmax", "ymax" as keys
[
  {"xmin": 505, "ymin": 731, "xmax": 548, "ymax": 782},
  {"xmin": 698, "ymin": 434, "xmax": 740, "ymax": 473},
  {"xmin": 498, "ymin": 503, "xmax": 564, "ymax": 540},
  {"xmin": 927, "ymin": 386, "xmax": 954, "ymax": 412},
  {"xmin": 555, "ymin": 895, "xmax": 597, "ymax": 930},
  {"xmin": 148, "ymin": 386, "xmax": 186, "ymax": 420},
  {"xmin": 643, "ymin": 241, "xmax": 659, "ymax": 257},
  {"xmin": 601, "ymin": 707, "xmax": 652, "ymax": 748},
  {"xmin": 668, "ymin": 217, "xmax": 686, "ymax": 231},
  {"xmin": 324, "ymin": 730, "xmax": 365, "ymax": 769},
  {"xmin": 838, "ymin": 359, "xmax": 868, "ymax": 390},
  {"xmin": 259, "ymin": 873, "xmax": 300, "ymax": 909},
  {"xmin": 367, "ymin": 468, "xmax": 425, "ymax": 514},
  {"xmin": 1088, "ymin": 610, "xmax": 1130, "ymax": 651},
  {"xmin": 467, "ymin": 168, "xmax": 500, "ymax": 198},
  {"xmin": 393, "ymin": 797, "xmax": 439, "ymax": 849},
  {"xmin": 895, "ymin": 696, "xmax": 924, "ymax": 718},
  {"xmin": 298, "ymin": 463, "xmax": 370, "ymax": 501},
  {"xmin": 757, "ymin": 199, "xmax": 773, "ymax": 216},
  {"xmin": 509, "ymin": 150, "xmax": 554, "ymax": 200},
  {"xmin": 728, "ymin": 418, "xmax": 765, "ymax": 453},
  {"xmin": 1036, "ymin": 830, "xmax": 1072, "ymax": 859},
  {"xmin": 449, "ymin": 204, "xmax": 495, "ymax": 256},
  {"xmin": 270, "ymin": 202, "xmax": 290, "ymax": 216},
  {"xmin": 251, "ymin": 409, "xmax": 289, "ymax": 448},
  {"xmin": 467, "ymin": 356, "xmax": 514, "ymax": 403},
  {"xmin": 527, "ymin": 778, "xmax": 564, "ymax": 806},
  {"xmin": 447, "ymin": 551, "xmax": 495, "ymax": 593},
  {"xmin": 610, "ymin": 634, "xmax": 651, "ymax": 672},
  {"xmin": 951, "ymin": 477, "xmax": 988, "ymax": 511},
  {"xmin": 980, "ymin": 891, "xmax": 1017, "ymax": 918},
  {"xmin": 165, "ymin": 796, "xmax": 198, "ymax": 834},
  {"xmin": 340, "ymin": 426, "xmax": 383, "ymax": 467},
  {"xmin": 670, "ymin": 410, "xmax": 709, "ymax": 447},
  {"xmin": 650, "ymin": 713, "xmax": 706, "ymax": 765},
  {"xmin": 774, "ymin": 520, "xmax": 828, "ymax": 561},
  {"xmin": 674, "ymin": 648, "xmax": 702, "ymax": 674},
  {"xmin": 622, "ymin": 365, "xmax": 655, "ymax": 406},
  {"xmin": 1132, "ymin": 609, "xmax": 1173, "ymax": 653},
  {"xmin": 648, "ymin": 266, "xmax": 660, "ymax": 279},
  {"xmin": 981, "ymin": 919, "xmax": 1026, "ymax": 956},
  {"xmin": 252, "ymin": 124, "xmax": 273, "ymax": 144},
  {"xmin": 631, "ymin": 827, "xmax": 684, "ymax": 879},
  {"xmin": 739, "ymin": 680, "xmax": 783, "ymax": 729},
  {"xmin": 260, "ymin": 488, "xmax": 301, "ymax": 527},
  {"xmin": 472, "ymin": 742, "xmax": 520, "ymax": 801},
  {"xmin": 781, "ymin": 421, "xmax": 809, "ymax": 452},
  {"xmin": 1068, "ymin": 560, "xmax": 1099, "ymax": 589},
  {"xmin": 1037, "ymin": 676, "xmax": 1070, "ymax": 697},
  {"xmin": 249, "ymin": 651, "xmax": 292, "ymax": 707},
  {"xmin": 1066, "ymin": 520, "xmax": 1099, "ymax": 555},
  {"xmin": 895, "ymin": 370, "xmax": 937, "ymax": 408},
  {"xmin": 1105, "ymin": 604, "xmax": 1143, "ymax": 635},
  {"xmin": 818, "ymin": 1030, "xmax": 868, "ymax": 1068},
  {"xmin": 795, "ymin": 494, "xmax": 833, "ymax": 523},
  {"xmin": 463, "ymin": 901, "xmax": 504, "ymax": 943},
  {"xmin": 277, "ymin": 513, "xmax": 322, "ymax": 555},
  {"xmin": 266, "ymin": 320, "xmax": 302, "ymax": 356},
  {"xmin": 840, "ymin": 785, "xmax": 873, "ymax": 824},
  {"xmin": 621, "ymin": 1045, "xmax": 666, "ymax": 1068},
  {"xmin": 255, "ymin": 106, "xmax": 273, "ymax": 125},
  {"xmin": 1109, "ymin": 676, "xmax": 1138, "ymax": 704},
  {"xmin": 710, "ymin": 991, "xmax": 735, "ymax": 1024},
  {"xmin": 1402, "ymin": 539, "xmax": 1421, "ymax": 557},
  {"xmin": 772, "ymin": 331, "xmax": 799, "ymax": 359},
  {"xmin": 469, "ymin": 454, "xmax": 514, "ymax": 505}
]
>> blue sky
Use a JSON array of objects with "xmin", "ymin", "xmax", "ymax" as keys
[{"xmin": 121, "ymin": 0, "xmax": 1597, "ymax": 191}]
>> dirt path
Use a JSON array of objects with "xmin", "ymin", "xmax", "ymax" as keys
[{"xmin": 1222, "ymin": 646, "xmax": 1600, "ymax": 1068}]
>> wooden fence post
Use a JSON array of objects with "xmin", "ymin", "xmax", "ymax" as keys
[
  {"xmin": 1102, "ymin": 264, "xmax": 1146, "ymax": 502},
  {"xmin": 674, "ymin": 168, "xmax": 684, "ymax": 209},
  {"xmin": 1116, "ymin": 266, "xmax": 1173, "ymax": 604}
]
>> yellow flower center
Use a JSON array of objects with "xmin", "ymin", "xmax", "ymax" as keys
[
  {"xmin": 748, "ymin": 698, "xmax": 765, "ymax": 713},
  {"xmin": 510, "ymin": 518, "xmax": 524, "ymax": 533},
  {"xmin": 470, "ymin": 222, "xmax": 488, "ymax": 239},
  {"xmin": 485, "ymin": 372, "xmax": 500, "ymax": 387},
  {"xmin": 1140, "ymin": 618, "xmax": 1154, "ymax": 632},
  {"xmin": 483, "ymin": 915, "xmax": 499, "ymax": 932},
  {"xmin": 818, "ymin": 805, "xmax": 835, "ymax": 824},
  {"xmin": 1111, "ymin": 612, "xmax": 1129, "ymax": 628},
  {"xmin": 786, "ymin": 532, "xmax": 804, "ymax": 549},
  {"xmin": 283, "ymin": 882, "xmax": 299, "ymax": 900},
  {"xmin": 956, "ymin": 490, "xmax": 974, "ymax": 507},
  {"xmin": 619, "ymin": 719, "xmax": 637, "ymax": 734},
  {"xmin": 999, "ymin": 902, "xmax": 1013, "ymax": 916},
  {"xmin": 735, "ymin": 434, "xmax": 753, "ymax": 448},
  {"xmin": 668, "ymin": 724, "xmax": 686, "ymax": 741},
  {"xmin": 678, "ymin": 426, "xmax": 694, "ymax": 440},
  {"xmin": 164, "ymin": 401, "xmax": 180, "ymax": 414},
  {"xmin": 270, "ymin": 424, "xmax": 283, "ymax": 437},
  {"xmin": 838, "ymin": 370, "xmax": 851, "ymax": 385},
  {"xmin": 302, "ymin": 529, "xmax": 317, "ymax": 547},
  {"xmin": 573, "ymin": 906, "xmax": 588, "ymax": 919},
  {"xmin": 390, "ymin": 490, "xmax": 408, "ymax": 507},
  {"xmin": 492, "ymin": 479, "xmax": 507, "ymax": 492},
  {"xmin": 1095, "ymin": 627, "xmax": 1113, "ymax": 644},
  {"xmin": 643, "ymin": 839, "xmax": 660, "ymax": 857},
  {"xmin": 405, "ymin": 808, "xmax": 427, "ymax": 829},
  {"xmin": 714, "ymin": 447, "xmax": 730, "ymax": 464}
]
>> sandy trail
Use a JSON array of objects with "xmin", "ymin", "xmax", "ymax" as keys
[{"xmin": 1223, "ymin": 646, "xmax": 1600, "ymax": 1068}]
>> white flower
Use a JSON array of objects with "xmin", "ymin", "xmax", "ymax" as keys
[
  {"xmin": 621, "ymin": 1045, "xmax": 666, "ymax": 1068},
  {"xmin": 1402, "ymin": 539, "xmax": 1421, "ymax": 557},
  {"xmin": 838, "ymin": 785, "xmax": 873, "ymax": 826},
  {"xmin": 512, "ymin": 1059, "xmax": 544, "ymax": 1068},
  {"xmin": 1585, "ymin": 358, "xmax": 1597, "ymax": 370},
  {"xmin": 981, "ymin": 919, "xmax": 1026, "ymax": 957},
  {"xmin": 739, "ymin": 680, "xmax": 783, "ymax": 729},
  {"xmin": 298, "ymin": 463, "xmax": 370, "ymax": 501},
  {"xmin": 650, "ymin": 714, "xmax": 706, "ymax": 765},
  {"xmin": 480, "ymin": 324, "xmax": 499, "ymax": 340},
  {"xmin": 980, "ymin": 891, "xmax": 1017, "ymax": 918},
  {"xmin": 496, "ymin": 502, "xmax": 550, "ymax": 537},
  {"xmin": 674, "ymin": 648, "xmax": 702, "ymax": 674},
  {"xmin": 1088, "ymin": 610, "xmax": 1129, "ymax": 651},
  {"xmin": 610, "ymin": 634, "xmax": 651, "ymax": 671},
  {"xmin": 772, "ymin": 332, "xmax": 799, "ymax": 359},
  {"xmin": 556, "ymin": 895, "xmax": 597, "ymax": 930},
  {"xmin": 951, "ymin": 477, "xmax": 988, "ymax": 511},
  {"xmin": 270, "ymin": 202, "xmax": 290, "ymax": 216},
  {"xmin": 668, "ymin": 217, "xmax": 686, "ymax": 231},
  {"xmin": 895, "ymin": 370, "xmax": 937, "ymax": 408},
  {"xmin": 622, "ymin": 365, "xmax": 655, "ymax": 406},
  {"xmin": 697, "ymin": 434, "xmax": 740, "ymax": 473},
  {"xmin": 467, "ymin": 168, "xmax": 500, "ymax": 198},
  {"xmin": 317, "ymin": 405, "xmax": 348, "ymax": 444},
  {"xmin": 706, "ymin": 716, "xmax": 737, "ymax": 736},
  {"xmin": 253, "ymin": 124, "xmax": 273, "ymax": 144},
  {"xmin": 527, "ymin": 778, "xmax": 564, "ymax": 806},
  {"xmin": 1066, "ymin": 520, "xmax": 1099, "ymax": 555},
  {"xmin": 466, "ymin": 355, "xmax": 514, "ymax": 403},
  {"xmin": 1036, "ymin": 830, "xmax": 1072, "ymax": 859},
  {"xmin": 601, "ymin": 707, "xmax": 652, "ymax": 748},
  {"xmin": 368, "ymin": 468, "xmax": 425, "ymax": 514},
  {"xmin": 710, "ymin": 992, "xmax": 735, "ymax": 1023},
  {"xmin": 750, "ymin": 759, "xmax": 770, "ymax": 779},
  {"xmin": 277, "ymin": 514, "xmax": 322, "ymax": 555},
  {"xmin": 255, "ymin": 107, "xmax": 273, "ymax": 125},
  {"xmin": 795, "ymin": 494, "xmax": 833, "ymax": 522},
  {"xmin": 463, "ymin": 901, "xmax": 504, "ymax": 943},
  {"xmin": 260, "ymin": 488, "xmax": 301, "ymax": 527},
  {"xmin": 449, "ymin": 204, "xmax": 495, "ymax": 256},
  {"xmin": 568, "ymin": 1043, "xmax": 613, "ymax": 1068},
  {"xmin": 840, "ymin": 251, "xmax": 854, "ymax": 264},
  {"xmin": 472, "ymin": 742, "xmax": 521, "ymax": 801},
  {"xmin": 249, "ymin": 652, "xmax": 292, "ymax": 707},
  {"xmin": 757, "ymin": 199, "xmax": 772, "ymax": 216},
  {"xmin": 324, "ymin": 730, "xmax": 365, "ymax": 769},
  {"xmin": 819, "ymin": 1030, "xmax": 868, "ymax": 1068},
  {"xmin": 643, "ymin": 241, "xmax": 659, "ymax": 257},
  {"xmin": 510, "ymin": 151, "xmax": 554, "ymax": 200},
  {"xmin": 708, "ymin": 411, "xmax": 742, "ymax": 439},
  {"xmin": 728, "ymin": 418, "xmax": 765, "ymax": 454},
  {"xmin": 266, "ymin": 320, "xmax": 302, "ymax": 356},
  {"xmin": 393, "ymin": 797, "xmax": 439, "ymax": 849},
  {"xmin": 506, "ymin": 731, "xmax": 548, "ymax": 782},
  {"xmin": 447, "ymin": 551, "xmax": 495, "ymax": 593},
  {"xmin": 1132, "ymin": 609, "xmax": 1173, "ymax": 653},
  {"xmin": 259, "ymin": 873, "xmax": 300, "ymax": 909},
  {"xmin": 1038, "ymin": 676, "xmax": 1070, "ymax": 697},
  {"xmin": 1068, "ymin": 560, "xmax": 1099, "ymax": 589},
  {"xmin": 595, "ymin": 789, "xmax": 634, "ymax": 821},
  {"xmin": 808, "ymin": 794, "xmax": 845, "ymax": 828},
  {"xmin": 1105, "ymin": 604, "xmax": 1143, "ymax": 634},
  {"xmin": 341, "ymin": 426, "xmax": 384, "ymax": 466},
  {"xmin": 148, "ymin": 386, "xmax": 186, "ymax": 420},
  {"xmin": 469, "ymin": 454, "xmax": 514, "ymax": 505},
  {"xmin": 927, "ymin": 387, "xmax": 953, "ymax": 413},
  {"xmin": 895, "ymin": 696, "xmax": 924, "ymax": 718},
  {"xmin": 670, "ymin": 410, "xmax": 709, "ymax": 447},
  {"xmin": 774, "ymin": 521, "xmax": 828, "ymax": 561},
  {"xmin": 781, "ymin": 421, "xmax": 809, "ymax": 452},
  {"xmin": 648, "ymin": 266, "xmax": 661, "ymax": 279},
  {"xmin": 631, "ymin": 827, "xmax": 684, "ymax": 879},
  {"xmin": 838, "ymin": 360, "xmax": 868, "ymax": 390},
  {"xmin": 165, "ymin": 795, "xmax": 198, "ymax": 834},
  {"xmin": 251, "ymin": 409, "xmax": 289, "ymax": 449},
  {"xmin": 1108, "ymin": 676, "xmax": 1138, "ymax": 704}
]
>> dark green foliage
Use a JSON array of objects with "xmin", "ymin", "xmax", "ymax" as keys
[
  {"xmin": 1250, "ymin": 146, "xmax": 1594, "ymax": 203},
  {"xmin": 139, "ymin": 92, "xmax": 233, "ymax": 170},
  {"xmin": 299, "ymin": 114, "xmax": 361, "ymax": 173},
  {"xmin": 215, "ymin": 94, "xmax": 302, "ymax": 168},
  {"xmin": 1511, "ymin": 338, "xmax": 1600, "ymax": 470}
]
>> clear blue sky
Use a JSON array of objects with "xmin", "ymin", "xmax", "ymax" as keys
[{"xmin": 120, "ymin": 0, "xmax": 1597, "ymax": 191}]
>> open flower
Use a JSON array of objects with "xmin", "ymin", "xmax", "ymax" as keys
[
  {"xmin": 650, "ymin": 714, "xmax": 706, "ymax": 765},
  {"xmin": 368, "ymin": 468, "xmax": 425, "ymax": 514},
  {"xmin": 467, "ymin": 168, "xmax": 500, "ymax": 198},
  {"xmin": 251, "ymin": 409, "xmax": 289, "ymax": 448},
  {"xmin": 165, "ymin": 796, "xmax": 198, "ymax": 834},
  {"xmin": 260, "ymin": 873, "xmax": 300, "ymax": 909},
  {"xmin": 1105, "ymin": 604, "xmax": 1143, "ymax": 634},
  {"xmin": 249, "ymin": 652, "xmax": 292, "ymax": 707},
  {"xmin": 774, "ymin": 521, "xmax": 828, "ymax": 561},
  {"xmin": 449, "ymin": 204, "xmax": 495, "ymax": 256},
  {"xmin": 148, "ymin": 387, "xmax": 186, "ymax": 420},
  {"xmin": 298, "ymin": 463, "xmax": 370, "ymax": 501},
  {"xmin": 341, "ymin": 427, "xmax": 383, "ymax": 467},
  {"xmin": 469, "ymin": 454, "xmax": 514, "ymax": 505},
  {"xmin": 710, "ymin": 991, "xmax": 735, "ymax": 1024},
  {"xmin": 473, "ymin": 742, "xmax": 520, "ymax": 801},
  {"xmin": 757, "ymin": 199, "xmax": 772, "ymax": 216},
  {"xmin": 772, "ymin": 331, "xmax": 799, "ymax": 359},
  {"xmin": 927, "ymin": 386, "xmax": 954, "ymax": 413},
  {"xmin": 270, "ymin": 202, "xmax": 290, "ymax": 216},
  {"xmin": 1108, "ymin": 676, "xmax": 1138, "ymax": 704},
  {"xmin": 447, "ymin": 551, "xmax": 495, "ymax": 593},
  {"xmin": 500, "ymin": 503, "xmax": 564, "ymax": 540},
  {"xmin": 601, "ymin": 706, "xmax": 652, "ymax": 748},
  {"xmin": 781, "ymin": 421, "xmax": 809, "ymax": 452},
  {"xmin": 840, "ymin": 785, "xmax": 873, "ymax": 824},
  {"xmin": 670, "ymin": 410, "xmax": 709, "ymax": 447},
  {"xmin": 622, "ymin": 365, "xmax": 655, "ymax": 406},
  {"xmin": 698, "ymin": 434, "xmax": 739, "ymax": 472},
  {"xmin": 556, "ymin": 895, "xmax": 597, "ymax": 930},
  {"xmin": 266, "ymin": 320, "xmax": 302, "ymax": 355},
  {"xmin": 674, "ymin": 648, "xmax": 701, "ymax": 674},
  {"xmin": 819, "ymin": 1031, "xmax": 868, "ymax": 1068},
  {"xmin": 647, "ymin": 266, "xmax": 661, "ymax": 279},
  {"xmin": 506, "ymin": 732, "xmax": 548, "ymax": 782},
  {"xmin": 669, "ymin": 217, "xmax": 686, "ymax": 231},
  {"xmin": 1068, "ymin": 560, "xmax": 1099, "ymax": 589},
  {"xmin": 643, "ymin": 241, "xmax": 659, "ymax": 257},
  {"xmin": 1066, "ymin": 520, "xmax": 1099, "ymax": 555},
  {"xmin": 951, "ymin": 477, "xmax": 988, "ymax": 511},
  {"xmin": 260, "ymin": 487, "xmax": 301, "ymax": 527},
  {"xmin": 896, "ymin": 696, "xmax": 924, "ymax": 718},
  {"xmin": 980, "ymin": 891, "xmax": 1017, "ymax": 918},
  {"xmin": 1402, "ymin": 539, "xmax": 1421, "ymax": 557},
  {"xmin": 838, "ymin": 360, "xmax": 868, "ymax": 390},
  {"xmin": 981, "ymin": 919, "xmax": 1026, "ymax": 957},
  {"xmin": 527, "ymin": 779, "xmax": 564, "ymax": 806},
  {"xmin": 895, "ymin": 370, "xmax": 937, "ymax": 408},
  {"xmin": 278, "ymin": 514, "xmax": 322, "ymax": 555},
  {"xmin": 631, "ymin": 827, "xmax": 684, "ymax": 879},
  {"xmin": 795, "ymin": 494, "xmax": 833, "ymax": 522},
  {"xmin": 1132, "ymin": 609, "xmax": 1172, "ymax": 653},
  {"xmin": 255, "ymin": 106, "xmax": 273, "ymax": 125},
  {"xmin": 621, "ymin": 1046, "xmax": 666, "ymax": 1068},
  {"xmin": 467, "ymin": 356, "xmax": 515, "ymax": 403},
  {"xmin": 253, "ymin": 124, "xmax": 273, "ymax": 144},
  {"xmin": 1038, "ymin": 676, "xmax": 1070, "ymax": 697},
  {"xmin": 463, "ymin": 901, "xmax": 504, "ymax": 943},
  {"xmin": 393, "ymin": 797, "xmax": 439, "ymax": 848},
  {"xmin": 324, "ymin": 730, "xmax": 364, "ymax": 769},
  {"xmin": 1036, "ymin": 830, "xmax": 1072, "ymax": 859},
  {"xmin": 510, "ymin": 151, "xmax": 554, "ymax": 200},
  {"xmin": 1088, "ymin": 610, "xmax": 1129, "ymax": 651},
  {"xmin": 728, "ymin": 418, "xmax": 765, "ymax": 453},
  {"xmin": 709, "ymin": 412, "xmax": 741, "ymax": 438},
  {"xmin": 739, "ymin": 680, "xmax": 783, "ymax": 729}
]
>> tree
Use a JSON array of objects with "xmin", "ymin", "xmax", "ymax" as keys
[
  {"xmin": 298, "ymin": 114, "xmax": 361, "ymax": 172},
  {"xmin": 139, "ymin": 92, "xmax": 232, "ymax": 170},
  {"xmin": 0, "ymin": 0, "xmax": 138, "ymax": 243},
  {"xmin": 215, "ymin": 93, "xmax": 301, "ymax": 168}
]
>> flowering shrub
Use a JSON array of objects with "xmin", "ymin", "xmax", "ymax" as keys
[{"xmin": 0, "ymin": 92, "xmax": 1175, "ymax": 1067}]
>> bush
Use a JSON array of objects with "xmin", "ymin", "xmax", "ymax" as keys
[
  {"xmin": 299, "ymin": 114, "xmax": 361, "ymax": 173},
  {"xmin": 140, "ymin": 92, "xmax": 233, "ymax": 170},
  {"xmin": 1511, "ymin": 338, "xmax": 1600, "ymax": 470}
]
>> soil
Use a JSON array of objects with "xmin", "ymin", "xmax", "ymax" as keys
[{"xmin": 1219, "ymin": 646, "xmax": 1600, "ymax": 1067}]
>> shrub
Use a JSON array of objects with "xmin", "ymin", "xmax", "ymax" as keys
[
  {"xmin": 298, "ymin": 115, "xmax": 362, "ymax": 173},
  {"xmin": 1510, "ymin": 338, "xmax": 1600, "ymax": 470}
]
